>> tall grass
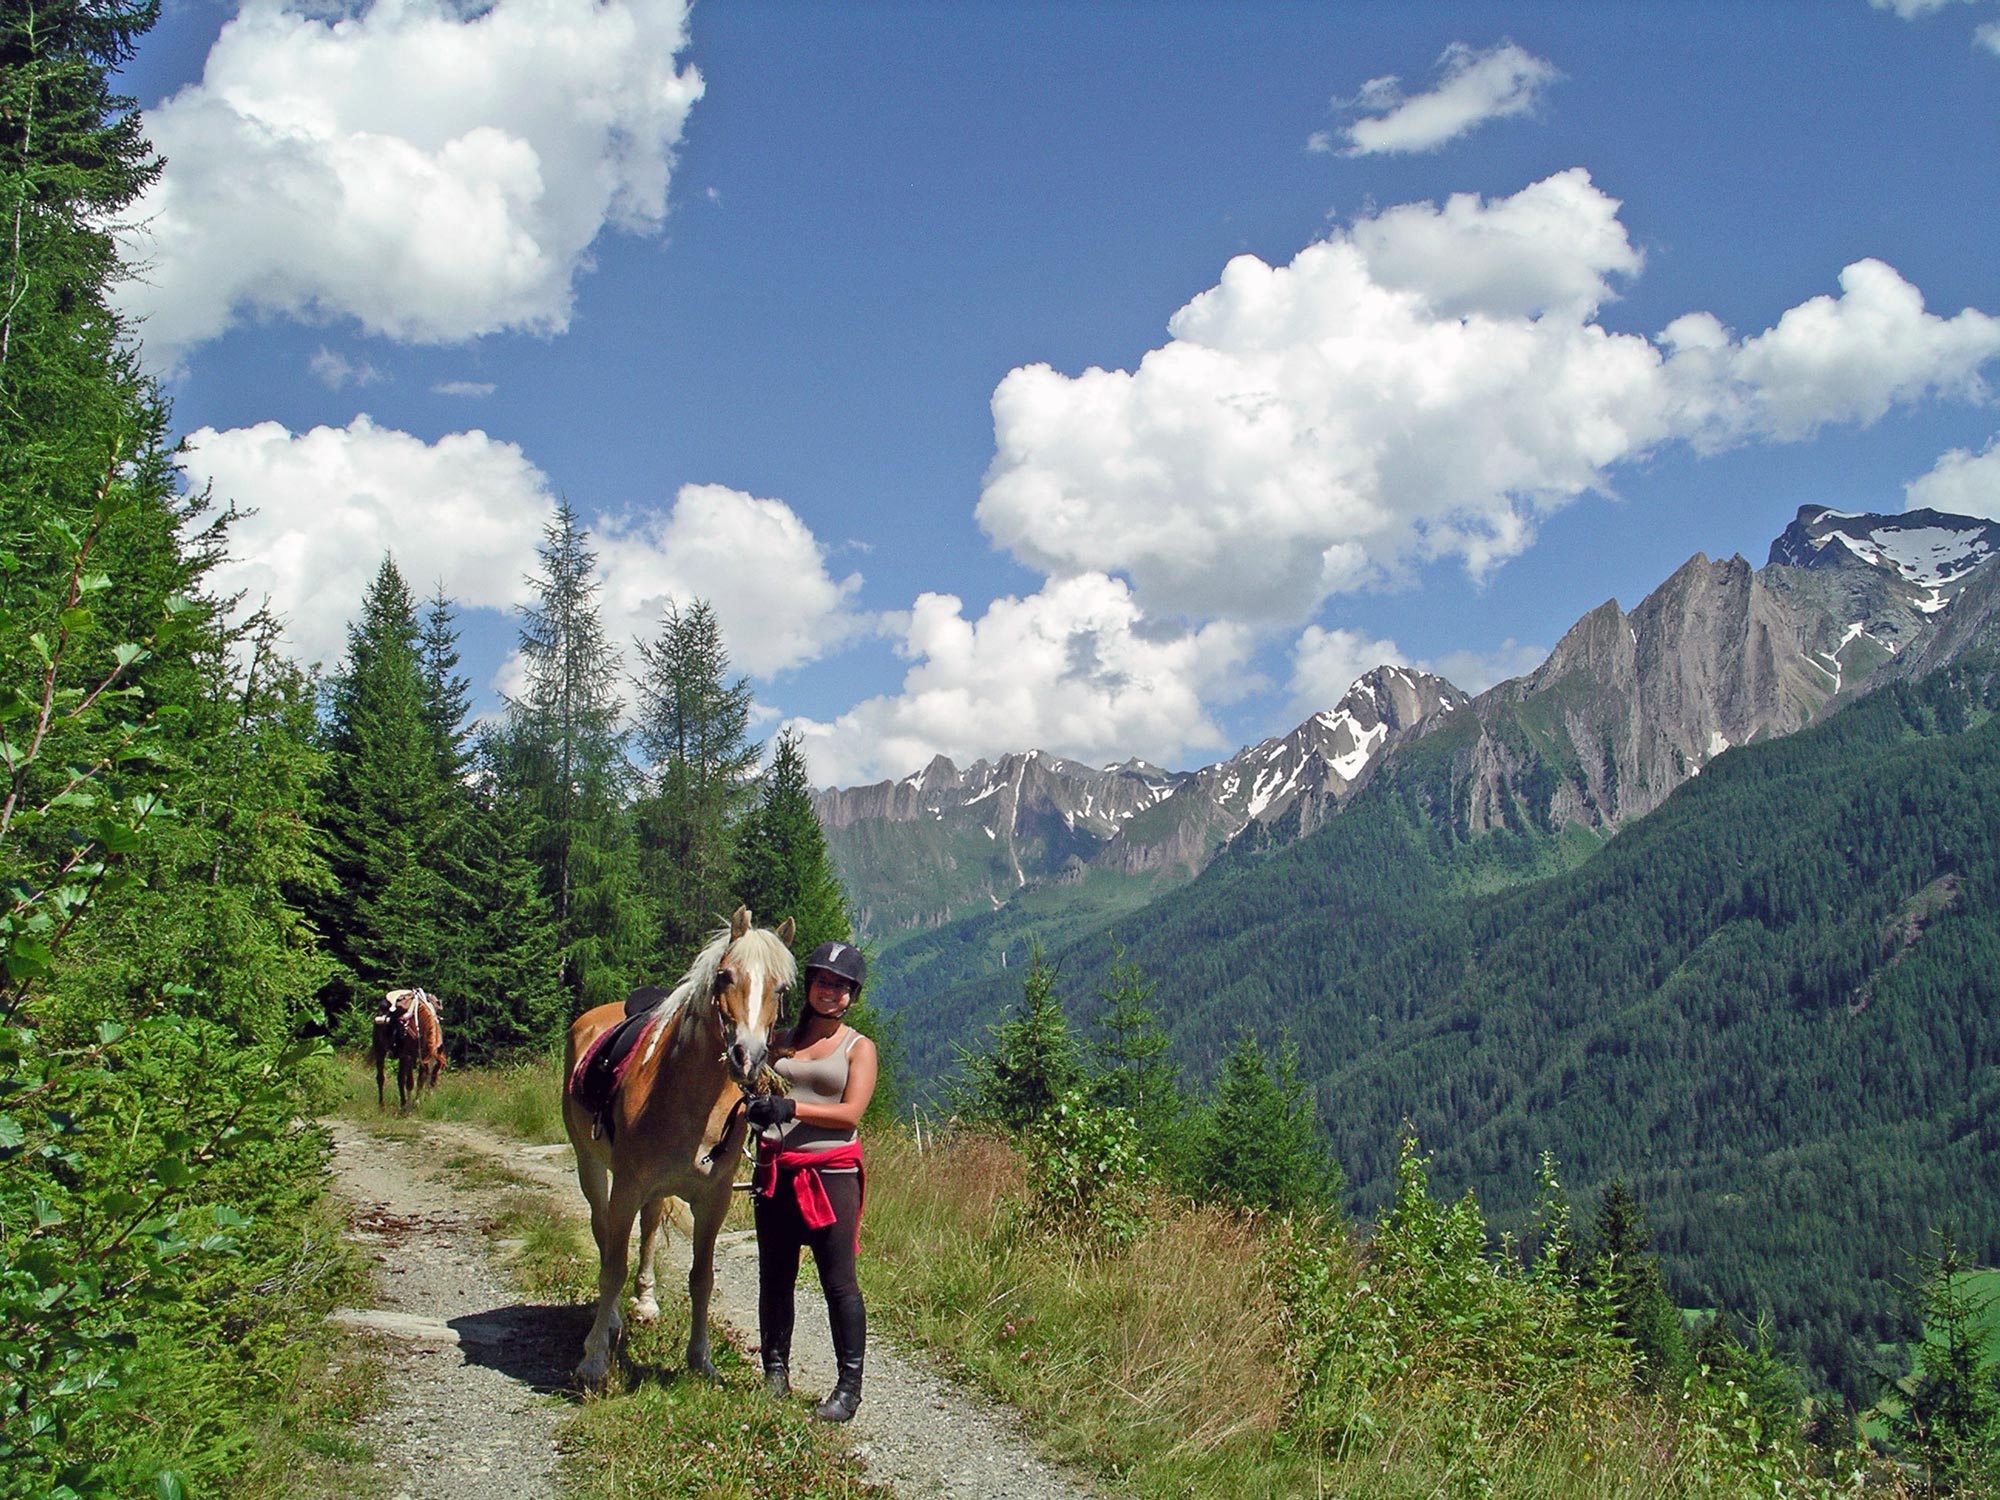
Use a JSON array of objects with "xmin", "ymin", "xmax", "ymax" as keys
[{"xmin": 861, "ymin": 1125, "xmax": 1910, "ymax": 1499}]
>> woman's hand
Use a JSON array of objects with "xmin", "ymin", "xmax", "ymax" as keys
[{"xmin": 744, "ymin": 1093, "xmax": 797, "ymax": 1127}]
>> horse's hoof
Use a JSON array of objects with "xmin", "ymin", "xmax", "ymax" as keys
[
  {"xmin": 630, "ymin": 1299, "xmax": 660, "ymax": 1325},
  {"xmin": 688, "ymin": 1355, "xmax": 718, "ymax": 1381}
]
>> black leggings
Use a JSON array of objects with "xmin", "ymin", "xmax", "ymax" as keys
[{"xmin": 754, "ymin": 1169, "xmax": 864, "ymax": 1358}]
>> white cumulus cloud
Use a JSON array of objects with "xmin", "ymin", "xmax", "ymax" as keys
[
  {"xmin": 184, "ymin": 422, "xmax": 864, "ymax": 690},
  {"xmin": 117, "ymin": 0, "xmax": 703, "ymax": 363},
  {"xmin": 1904, "ymin": 438, "xmax": 2000, "ymax": 520},
  {"xmin": 976, "ymin": 172, "xmax": 2000, "ymax": 643},
  {"xmin": 1287, "ymin": 625, "xmax": 1408, "ymax": 716},
  {"xmin": 785, "ymin": 574, "xmax": 1255, "ymax": 786},
  {"xmin": 595, "ymin": 484, "xmax": 869, "ymax": 681},
  {"xmin": 185, "ymin": 415, "xmax": 558, "ymax": 667},
  {"xmin": 1335, "ymin": 40, "xmax": 1560, "ymax": 157},
  {"xmin": 1660, "ymin": 258, "xmax": 2000, "ymax": 449}
]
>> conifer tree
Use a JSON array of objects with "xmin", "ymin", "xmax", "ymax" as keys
[
  {"xmin": 630, "ymin": 597, "xmax": 758, "ymax": 961},
  {"xmin": 736, "ymin": 728, "xmax": 850, "ymax": 957},
  {"xmin": 1088, "ymin": 950, "xmax": 1189, "ymax": 1176},
  {"xmin": 0, "ymin": 4, "xmax": 347, "ymax": 1483},
  {"xmin": 317, "ymin": 557, "xmax": 455, "ymax": 1015},
  {"xmin": 402, "ymin": 591, "xmax": 563, "ymax": 1056},
  {"xmin": 1194, "ymin": 1029, "xmax": 1343, "ymax": 1221},
  {"xmin": 1586, "ymin": 1178, "xmax": 1692, "ymax": 1391},
  {"xmin": 1888, "ymin": 1230, "xmax": 2000, "ymax": 1494},
  {"xmin": 951, "ymin": 948, "xmax": 1082, "ymax": 1132},
  {"xmin": 504, "ymin": 501, "xmax": 645, "ymax": 1008},
  {"xmin": 418, "ymin": 584, "xmax": 475, "ymax": 779}
]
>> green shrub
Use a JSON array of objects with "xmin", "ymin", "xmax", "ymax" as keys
[{"xmin": 1021, "ymin": 1086, "xmax": 1151, "ymax": 1252}]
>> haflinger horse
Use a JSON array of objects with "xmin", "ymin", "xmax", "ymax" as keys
[
  {"xmin": 373, "ymin": 987, "xmax": 446, "ymax": 1111},
  {"xmin": 563, "ymin": 905, "xmax": 796, "ymax": 1389}
]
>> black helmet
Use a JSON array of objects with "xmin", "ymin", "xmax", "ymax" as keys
[{"xmin": 803, "ymin": 940, "xmax": 866, "ymax": 992}]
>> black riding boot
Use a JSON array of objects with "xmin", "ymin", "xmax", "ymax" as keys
[
  {"xmin": 762, "ymin": 1338, "xmax": 791, "ymax": 1398},
  {"xmin": 759, "ymin": 1300, "xmax": 794, "ymax": 1399},
  {"xmin": 814, "ymin": 1292, "xmax": 865, "ymax": 1422}
]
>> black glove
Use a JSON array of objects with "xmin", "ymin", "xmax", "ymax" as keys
[{"xmin": 744, "ymin": 1093, "xmax": 796, "ymax": 1127}]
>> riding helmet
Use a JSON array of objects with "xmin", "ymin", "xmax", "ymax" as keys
[{"xmin": 803, "ymin": 939, "xmax": 866, "ymax": 992}]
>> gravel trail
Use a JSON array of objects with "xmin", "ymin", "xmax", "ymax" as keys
[{"xmin": 325, "ymin": 1115, "xmax": 1099, "ymax": 1500}]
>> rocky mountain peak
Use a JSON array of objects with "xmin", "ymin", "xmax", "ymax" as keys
[{"xmin": 1768, "ymin": 505, "xmax": 2000, "ymax": 612}]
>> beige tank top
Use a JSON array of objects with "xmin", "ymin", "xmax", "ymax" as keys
[{"xmin": 767, "ymin": 1027, "xmax": 862, "ymax": 1153}]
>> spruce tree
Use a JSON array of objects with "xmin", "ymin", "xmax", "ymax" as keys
[
  {"xmin": 0, "ymin": 4, "xmax": 346, "ymax": 1484},
  {"xmin": 630, "ymin": 597, "xmax": 758, "ymax": 961},
  {"xmin": 1194, "ymin": 1029, "xmax": 1344, "ymax": 1221},
  {"xmin": 402, "ymin": 591, "xmax": 563, "ymax": 1057},
  {"xmin": 417, "ymin": 584, "xmax": 475, "ymax": 780},
  {"xmin": 317, "ymin": 557, "xmax": 455, "ymax": 1017},
  {"xmin": 737, "ymin": 728, "xmax": 850, "ymax": 957},
  {"xmin": 1586, "ymin": 1178, "xmax": 1692, "ymax": 1391},
  {"xmin": 1888, "ymin": 1230, "xmax": 2000, "ymax": 1494},
  {"xmin": 951, "ymin": 948, "xmax": 1082, "ymax": 1132},
  {"xmin": 1088, "ymin": 951, "xmax": 1189, "ymax": 1177}
]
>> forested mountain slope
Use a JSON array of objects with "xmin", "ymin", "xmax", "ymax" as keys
[{"xmin": 879, "ymin": 654, "xmax": 2000, "ymax": 1400}]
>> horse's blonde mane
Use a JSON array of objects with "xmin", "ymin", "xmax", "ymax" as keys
[{"xmin": 656, "ymin": 920, "xmax": 798, "ymax": 1043}]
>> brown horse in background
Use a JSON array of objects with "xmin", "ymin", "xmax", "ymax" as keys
[
  {"xmin": 563, "ymin": 906, "xmax": 795, "ymax": 1388},
  {"xmin": 373, "ymin": 988, "xmax": 446, "ymax": 1110}
]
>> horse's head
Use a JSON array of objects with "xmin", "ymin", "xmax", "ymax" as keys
[{"xmin": 710, "ymin": 905, "xmax": 796, "ymax": 1086}]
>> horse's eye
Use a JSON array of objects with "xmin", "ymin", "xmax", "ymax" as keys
[{"xmin": 713, "ymin": 969, "xmax": 733, "ymax": 994}]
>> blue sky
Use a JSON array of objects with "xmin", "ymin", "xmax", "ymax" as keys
[{"xmin": 117, "ymin": 0, "xmax": 2000, "ymax": 785}]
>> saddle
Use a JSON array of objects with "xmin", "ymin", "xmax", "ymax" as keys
[{"xmin": 569, "ymin": 986, "xmax": 677, "ymax": 1142}]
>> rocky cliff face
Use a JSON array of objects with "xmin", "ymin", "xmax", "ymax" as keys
[
  {"xmin": 1442, "ymin": 554, "xmax": 1840, "ymax": 835},
  {"xmin": 1425, "ymin": 507, "xmax": 2000, "ymax": 839}
]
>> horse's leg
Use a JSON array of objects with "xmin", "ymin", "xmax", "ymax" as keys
[
  {"xmin": 577, "ymin": 1171, "xmax": 644, "ymax": 1389},
  {"xmin": 684, "ymin": 1186, "xmax": 728, "ymax": 1380},
  {"xmin": 398, "ymin": 1056, "xmax": 415, "ymax": 1111},
  {"xmin": 631, "ymin": 1195, "xmax": 668, "ymax": 1324},
  {"xmin": 375, "ymin": 1047, "xmax": 386, "ymax": 1108}
]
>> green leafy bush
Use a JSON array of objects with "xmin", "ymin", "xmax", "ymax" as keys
[{"xmin": 1022, "ymin": 1086, "xmax": 1151, "ymax": 1252}]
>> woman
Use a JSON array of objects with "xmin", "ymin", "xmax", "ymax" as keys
[{"xmin": 743, "ymin": 939, "xmax": 878, "ymax": 1422}]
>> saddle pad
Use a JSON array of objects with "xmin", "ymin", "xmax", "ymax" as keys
[{"xmin": 569, "ymin": 1004, "xmax": 667, "ymax": 1140}]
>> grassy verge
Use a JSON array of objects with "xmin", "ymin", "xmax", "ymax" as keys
[
  {"xmin": 859, "ymin": 1126, "xmax": 1906, "ymax": 1499},
  {"xmin": 234, "ymin": 1194, "xmax": 392, "ymax": 1499}
]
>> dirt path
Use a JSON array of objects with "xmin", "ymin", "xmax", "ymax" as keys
[{"xmin": 326, "ymin": 1115, "xmax": 1099, "ymax": 1500}]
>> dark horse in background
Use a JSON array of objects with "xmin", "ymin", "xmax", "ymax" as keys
[
  {"xmin": 373, "ymin": 987, "xmax": 446, "ymax": 1111},
  {"xmin": 562, "ymin": 905, "xmax": 795, "ymax": 1388}
]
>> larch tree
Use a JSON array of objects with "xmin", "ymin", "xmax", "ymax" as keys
[
  {"xmin": 630, "ymin": 597, "xmax": 759, "ymax": 964},
  {"xmin": 504, "ymin": 500, "xmax": 645, "ymax": 1009}
]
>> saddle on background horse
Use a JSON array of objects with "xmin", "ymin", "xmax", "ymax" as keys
[{"xmin": 569, "ymin": 986, "xmax": 677, "ymax": 1141}]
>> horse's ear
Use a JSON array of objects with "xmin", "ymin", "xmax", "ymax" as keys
[
  {"xmin": 776, "ymin": 917, "xmax": 796, "ymax": 947},
  {"xmin": 730, "ymin": 905, "xmax": 751, "ymax": 939}
]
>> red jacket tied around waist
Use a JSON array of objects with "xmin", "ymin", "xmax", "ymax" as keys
[{"xmin": 755, "ymin": 1138, "xmax": 865, "ymax": 1243}]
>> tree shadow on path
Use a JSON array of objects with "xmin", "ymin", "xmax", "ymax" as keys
[{"xmin": 451, "ymin": 1302, "xmax": 592, "ymax": 1395}]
